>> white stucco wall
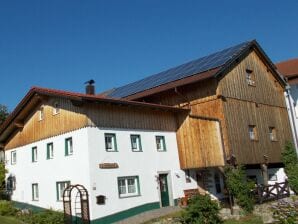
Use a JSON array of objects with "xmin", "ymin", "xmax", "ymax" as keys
[
  {"xmin": 5, "ymin": 128, "xmax": 91, "ymax": 211},
  {"xmin": 86, "ymin": 127, "xmax": 184, "ymax": 220}
]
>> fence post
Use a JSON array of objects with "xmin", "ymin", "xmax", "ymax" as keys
[{"xmin": 275, "ymin": 182, "xmax": 279, "ymax": 200}]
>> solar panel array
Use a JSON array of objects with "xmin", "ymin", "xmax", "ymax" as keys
[{"xmin": 108, "ymin": 41, "xmax": 252, "ymax": 98}]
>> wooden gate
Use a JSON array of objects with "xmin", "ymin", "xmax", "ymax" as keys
[{"xmin": 63, "ymin": 184, "xmax": 90, "ymax": 224}]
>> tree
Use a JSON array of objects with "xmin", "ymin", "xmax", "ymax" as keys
[
  {"xmin": 282, "ymin": 142, "xmax": 298, "ymax": 194},
  {"xmin": 0, "ymin": 104, "xmax": 9, "ymax": 125}
]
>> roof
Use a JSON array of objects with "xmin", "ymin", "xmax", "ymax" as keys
[
  {"xmin": 0, "ymin": 87, "xmax": 189, "ymax": 140},
  {"xmin": 276, "ymin": 58, "xmax": 298, "ymax": 78},
  {"xmin": 107, "ymin": 40, "xmax": 284, "ymax": 99}
]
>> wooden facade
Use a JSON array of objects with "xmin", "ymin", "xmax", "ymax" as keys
[
  {"xmin": 136, "ymin": 49, "xmax": 293, "ymax": 168},
  {"xmin": 3, "ymin": 96, "xmax": 185, "ymax": 150}
]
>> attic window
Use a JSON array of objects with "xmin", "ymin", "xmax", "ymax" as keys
[
  {"xmin": 53, "ymin": 102, "xmax": 60, "ymax": 115},
  {"xmin": 246, "ymin": 69, "xmax": 255, "ymax": 86},
  {"xmin": 39, "ymin": 107, "xmax": 44, "ymax": 121}
]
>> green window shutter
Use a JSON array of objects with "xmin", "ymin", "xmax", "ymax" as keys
[
  {"xmin": 162, "ymin": 137, "xmax": 166, "ymax": 151},
  {"xmin": 137, "ymin": 176, "xmax": 141, "ymax": 195},
  {"xmin": 56, "ymin": 182, "xmax": 59, "ymax": 201},
  {"xmin": 46, "ymin": 144, "xmax": 50, "ymax": 159},
  {"xmin": 65, "ymin": 139, "xmax": 68, "ymax": 156},
  {"xmin": 32, "ymin": 148, "xmax": 34, "ymax": 162},
  {"xmin": 114, "ymin": 134, "xmax": 118, "ymax": 151},
  {"xmin": 138, "ymin": 136, "xmax": 142, "ymax": 151},
  {"xmin": 31, "ymin": 184, "xmax": 34, "ymax": 200}
]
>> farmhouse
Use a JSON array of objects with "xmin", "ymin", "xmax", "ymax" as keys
[{"xmin": 0, "ymin": 40, "xmax": 293, "ymax": 223}]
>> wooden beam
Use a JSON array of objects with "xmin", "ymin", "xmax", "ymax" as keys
[{"xmin": 14, "ymin": 120, "xmax": 24, "ymax": 129}]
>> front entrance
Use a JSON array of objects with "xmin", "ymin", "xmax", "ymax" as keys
[{"xmin": 159, "ymin": 174, "xmax": 170, "ymax": 207}]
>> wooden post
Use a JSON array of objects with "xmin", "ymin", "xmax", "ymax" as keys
[{"xmin": 260, "ymin": 163, "xmax": 269, "ymax": 186}]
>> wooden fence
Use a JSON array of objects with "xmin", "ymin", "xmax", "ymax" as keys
[{"xmin": 254, "ymin": 181, "xmax": 290, "ymax": 204}]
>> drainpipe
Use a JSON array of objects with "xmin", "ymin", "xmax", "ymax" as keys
[{"xmin": 285, "ymin": 85, "xmax": 298, "ymax": 155}]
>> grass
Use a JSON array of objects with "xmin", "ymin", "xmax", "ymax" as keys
[
  {"xmin": 0, "ymin": 216, "xmax": 24, "ymax": 224},
  {"xmin": 224, "ymin": 215, "xmax": 263, "ymax": 224}
]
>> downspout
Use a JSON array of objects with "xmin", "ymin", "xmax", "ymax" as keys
[{"xmin": 285, "ymin": 85, "xmax": 298, "ymax": 154}]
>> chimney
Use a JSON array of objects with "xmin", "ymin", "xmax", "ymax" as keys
[{"xmin": 85, "ymin": 79, "xmax": 95, "ymax": 95}]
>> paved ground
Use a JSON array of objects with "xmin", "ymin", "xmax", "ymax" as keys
[{"xmin": 115, "ymin": 206, "xmax": 182, "ymax": 224}]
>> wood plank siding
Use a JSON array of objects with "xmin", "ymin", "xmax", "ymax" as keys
[
  {"xmin": 4, "ymin": 96, "xmax": 181, "ymax": 150},
  {"xmin": 136, "ymin": 49, "xmax": 293, "ymax": 168}
]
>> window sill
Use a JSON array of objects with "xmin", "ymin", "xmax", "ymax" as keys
[
  {"xmin": 119, "ymin": 194, "xmax": 141, "ymax": 199},
  {"xmin": 132, "ymin": 150, "xmax": 143, "ymax": 152},
  {"xmin": 157, "ymin": 150, "xmax": 167, "ymax": 152},
  {"xmin": 32, "ymin": 199, "xmax": 39, "ymax": 202},
  {"xmin": 105, "ymin": 150, "xmax": 118, "ymax": 152}
]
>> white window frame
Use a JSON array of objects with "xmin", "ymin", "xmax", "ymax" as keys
[
  {"xmin": 248, "ymin": 125, "xmax": 257, "ymax": 141},
  {"xmin": 269, "ymin": 127, "xmax": 277, "ymax": 141},
  {"xmin": 65, "ymin": 138, "xmax": 73, "ymax": 156},
  {"xmin": 156, "ymin": 136, "xmax": 166, "ymax": 151},
  {"xmin": 118, "ymin": 176, "xmax": 140, "ymax": 198},
  {"xmin": 53, "ymin": 102, "xmax": 60, "ymax": 115},
  {"xmin": 56, "ymin": 181, "xmax": 70, "ymax": 201},
  {"xmin": 11, "ymin": 151, "xmax": 16, "ymax": 165},
  {"xmin": 39, "ymin": 106, "xmax": 44, "ymax": 121},
  {"xmin": 105, "ymin": 133, "xmax": 117, "ymax": 152},
  {"xmin": 130, "ymin": 135, "xmax": 142, "ymax": 152},
  {"xmin": 246, "ymin": 69, "xmax": 255, "ymax": 86},
  {"xmin": 32, "ymin": 183, "xmax": 39, "ymax": 201},
  {"xmin": 47, "ymin": 143, "xmax": 54, "ymax": 159},
  {"xmin": 32, "ymin": 146, "xmax": 38, "ymax": 162}
]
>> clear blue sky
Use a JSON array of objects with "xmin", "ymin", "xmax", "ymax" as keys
[{"xmin": 1, "ymin": 0, "xmax": 297, "ymax": 111}]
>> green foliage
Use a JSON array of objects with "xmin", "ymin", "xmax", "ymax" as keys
[
  {"xmin": 282, "ymin": 142, "xmax": 298, "ymax": 194},
  {"xmin": 0, "ymin": 216, "xmax": 23, "ymax": 224},
  {"xmin": 18, "ymin": 209, "xmax": 64, "ymax": 224},
  {"xmin": 0, "ymin": 163, "xmax": 7, "ymax": 190},
  {"xmin": 0, "ymin": 201, "xmax": 18, "ymax": 216},
  {"xmin": 224, "ymin": 214, "xmax": 263, "ymax": 224},
  {"xmin": 180, "ymin": 194, "xmax": 223, "ymax": 224},
  {"xmin": 224, "ymin": 165, "xmax": 255, "ymax": 213},
  {"xmin": 271, "ymin": 198, "xmax": 298, "ymax": 224},
  {"xmin": 0, "ymin": 105, "xmax": 9, "ymax": 126}
]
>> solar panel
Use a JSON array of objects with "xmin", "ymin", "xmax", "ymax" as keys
[{"xmin": 108, "ymin": 41, "xmax": 251, "ymax": 98}]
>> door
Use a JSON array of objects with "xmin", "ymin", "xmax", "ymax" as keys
[{"xmin": 159, "ymin": 174, "xmax": 170, "ymax": 207}]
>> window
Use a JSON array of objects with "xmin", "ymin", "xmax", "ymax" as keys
[
  {"xmin": 117, "ymin": 176, "xmax": 140, "ymax": 198},
  {"xmin": 65, "ymin": 138, "xmax": 73, "ymax": 156},
  {"xmin": 39, "ymin": 107, "xmax": 44, "ymax": 121},
  {"xmin": 105, "ymin": 133, "xmax": 117, "ymax": 152},
  {"xmin": 156, "ymin": 136, "xmax": 166, "ymax": 151},
  {"xmin": 6, "ymin": 176, "xmax": 16, "ymax": 190},
  {"xmin": 248, "ymin": 125, "xmax": 257, "ymax": 140},
  {"xmin": 214, "ymin": 172, "xmax": 221, "ymax": 193},
  {"xmin": 32, "ymin": 146, "xmax": 38, "ymax": 162},
  {"xmin": 269, "ymin": 174, "xmax": 277, "ymax": 181},
  {"xmin": 11, "ymin": 151, "xmax": 16, "ymax": 164},
  {"xmin": 56, "ymin": 181, "xmax": 70, "ymax": 201},
  {"xmin": 47, "ymin": 143, "xmax": 54, "ymax": 159},
  {"xmin": 53, "ymin": 102, "xmax": 60, "ymax": 115},
  {"xmin": 130, "ymin": 135, "xmax": 142, "ymax": 152},
  {"xmin": 32, "ymin": 183, "xmax": 39, "ymax": 201},
  {"xmin": 185, "ymin": 169, "xmax": 191, "ymax": 183},
  {"xmin": 246, "ymin": 69, "xmax": 255, "ymax": 86},
  {"xmin": 269, "ymin": 127, "xmax": 277, "ymax": 141}
]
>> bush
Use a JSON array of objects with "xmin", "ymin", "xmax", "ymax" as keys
[
  {"xmin": 271, "ymin": 197, "xmax": 298, "ymax": 224},
  {"xmin": 224, "ymin": 165, "xmax": 255, "ymax": 213},
  {"xmin": 0, "ymin": 200, "xmax": 18, "ymax": 216},
  {"xmin": 282, "ymin": 142, "xmax": 298, "ymax": 194},
  {"xmin": 180, "ymin": 194, "xmax": 223, "ymax": 224},
  {"xmin": 18, "ymin": 209, "xmax": 64, "ymax": 224}
]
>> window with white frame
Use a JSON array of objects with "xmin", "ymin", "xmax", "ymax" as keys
[
  {"xmin": 11, "ymin": 151, "xmax": 16, "ymax": 164},
  {"xmin": 47, "ymin": 143, "xmax": 54, "ymax": 159},
  {"xmin": 32, "ymin": 146, "xmax": 38, "ymax": 162},
  {"xmin": 39, "ymin": 106, "xmax": 44, "ymax": 121},
  {"xmin": 56, "ymin": 181, "xmax": 70, "ymax": 201},
  {"xmin": 6, "ymin": 176, "xmax": 16, "ymax": 190},
  {"xmin": 246, "ymin": 69, "xmax": 255, "ymax": 86},
  {"xmin": 65, "ymin": 137, "xmax": 73, "ymax": 156},
  {"xmin": 105, "ymin": 133, "xmax": 117, "ymax": 152},
  {"xmin": 156, "ymin": 136, "xmax": 166, "ymax": 151},
  {"xmin": 53, "ymin": 102, "xmax": 60, "ymax": 115},
  {"xmin": 248, "ymin": 125, "xmax": 257, "ymax": 141},
  {"xmin": 32, "ymin": 183, "xmax": 39, "ymax": 201},
  {"xmin": 117, "ymin": 176, "xmax": 140, "ymax": 198},
  {"xmin": 269, "ymin": 127, "xmax": 277, "ymax": 141},
  {"xmin": 130, "ymin": 135, "xmax": 142, "ymax": 152}
]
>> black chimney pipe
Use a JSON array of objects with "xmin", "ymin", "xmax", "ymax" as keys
[{"xmin": 85, "ymin": 80, "xmax": 95, "ymax": 95}]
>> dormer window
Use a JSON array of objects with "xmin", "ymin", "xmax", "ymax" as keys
[
  {"xmin": 53, "ymin": 102, "xmax": 60, "ymax": 115},
  {"xmin": 246, "ymin": 69, "xmax": 255, "ymax": 86},
  {"xmin": 39, "ymin": 107, "xmax": 44, "ymax": 121}
]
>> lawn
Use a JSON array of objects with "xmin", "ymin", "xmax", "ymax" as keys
[
  {"xmin": 0, "ymin": 216, "xmax": 24, "ymax": 224},
  {"xmin": 224, "ymin": 215, "xmax": 263, "ymax": 224}
]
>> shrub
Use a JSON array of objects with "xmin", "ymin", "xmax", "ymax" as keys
[
  {"xmin": 224, "ymin": 165, "xmax": 255, "ymax": 213},
  {"xmin": 271, "ymin": 197, "xmax": 298, "ymax": 224},
  {"xmin": 0, "ymin": 200, "xmax": 18, "ymax": 216},
  {"xmin": 18, "ymin": 209, "xmax": 64, "ymax": 224},
  {"xmin": 282, "ymin": 142, "xmax": 298, "ymax": 194},
  {"xmin": 180, "ymin": 194, "xmax": 223, "ymax": 224}
]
